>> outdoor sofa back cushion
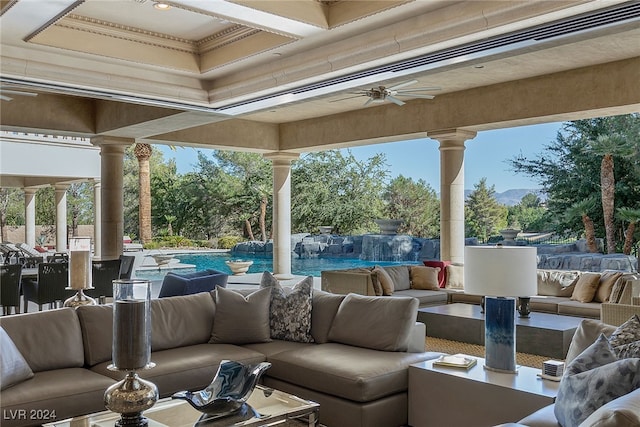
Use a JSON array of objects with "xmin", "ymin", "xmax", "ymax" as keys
[
  {"xmin": 536, "ymin": 269, "xmax": 579, "ymax": 297},
  {"xmin": 1, "ymin": 307, "xmax": 85, "ymax": 372},
  {"xmin": 382, "ymin": 265, "xmax": 411, "ymax": 291},
  {"xmin": 565, "ymin": 319, "xmax": 616, "ymax": 364},
  {"xmin": 328, "ymin": 293, "xmax": 418, "ymax": 351}
]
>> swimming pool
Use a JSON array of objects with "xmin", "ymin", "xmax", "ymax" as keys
[{"xmin": 134, "ymin": 252, "xmax": 420, "ymax": 281}]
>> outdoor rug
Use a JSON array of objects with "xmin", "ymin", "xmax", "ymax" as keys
[{"xmin": 426, "ymin": 337, "xmax": 549, "ymax": 369}]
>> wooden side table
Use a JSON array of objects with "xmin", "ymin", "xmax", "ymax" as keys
[{"xmin": 408, "ymin": 358, "xmax": 559, "ymax": 427}]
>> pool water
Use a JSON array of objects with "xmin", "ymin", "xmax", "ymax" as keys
[{"xmin": 134, "ymin": 252, "xmax": 420, "ymax": 281}]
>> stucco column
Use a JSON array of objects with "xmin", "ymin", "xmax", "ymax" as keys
[
  {"xmin": 24, "ymin": 188, "xmax": 37, "ymax": 247},
  {"xmin": 430, "ymin": 129, "xmax": 476, "ymax": 264},
  {"xmin": 92, "ymin": 137, "xmax": 133, "ymax": 260},
  {"xmin": 264, "ymin": 152, "xmax": 299, "ymax": 279},
  {"xmin": 93, "ymin": 180, "xmax": 102, "ymax": 259},
  {"xmin": 54, "ymin": 184, "xmax": 69, "ymax": 252}
]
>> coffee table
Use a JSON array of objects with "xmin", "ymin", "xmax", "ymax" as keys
[
  {"xmin": 417, "ymin": 303, "xmax": 587, "ymax": 359},
  {"xmin": 43, "ymin": 385, "xmax": 319, "ymax": 427},
  {"xmin": 409, "ymin": 358, "xmax": 559, "ymax": 426}
]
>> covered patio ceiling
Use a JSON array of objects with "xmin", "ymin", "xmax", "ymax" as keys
[{"xmin": 0, "ymin": 0, "xmax": 639, "ymax": 154}]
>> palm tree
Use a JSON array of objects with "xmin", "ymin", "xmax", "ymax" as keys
[
  {"xmin": 566, "ymin": 198, "xmax": 599, "ymax": 253},
  {"xmin": 134, "ymin": 143, "xmax": 153, "ymax": 244},
  {"xmin": 584, "ymin": 118, "xmax": 636, "ymax": 253},
  {"xmin": 617, "ymin": 207, "xmax": 640, "ymax": 256}
]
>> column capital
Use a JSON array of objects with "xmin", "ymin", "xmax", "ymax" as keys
[
  {"xmin": 91, "ymin": 136, "xmax": 135, "ymax": 148},
  {"xmin": 53, "ymin": 183, "xmax": 69, "ymax": 191},
  {"xmin": 429, "ymin": 129, "xmax": 477, "ymax": 147},
  {"xmin": 23, "ymin": 187, "xmax": 37, "ymax": 195},
  {"xmin": 263, "ymin": 152, "xmax": 300, "ymax": 162}
]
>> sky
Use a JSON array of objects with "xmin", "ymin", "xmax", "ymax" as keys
[{"xmin": 156, "ymin": 121, "xmax": 564, "ymax": 193}]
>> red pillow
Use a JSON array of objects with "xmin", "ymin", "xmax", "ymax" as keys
[{"xmin": 422, "ymin": 260, "xmax": 451, "ymax": 288}]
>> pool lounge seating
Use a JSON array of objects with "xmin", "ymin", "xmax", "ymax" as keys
[
  {"xmin": 0, "ymin": 288, "xmax": 439, "ymax": 427},
  {"xmin": 321, "ymin": 264, "xmax": 639, "ymax": 318},
  {"xmin": 123, "ymin": 235, "xmax": 143, "ymax": 252}
]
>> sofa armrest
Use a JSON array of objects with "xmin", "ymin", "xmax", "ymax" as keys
[
  {"xmin": 601, "ymin": 302, "xmax": 640, "ymax": 326},
  {"xmin": 321, "ymin": 271, "xmax": 376, "ymax": 296},
  {"xmin": 407, "ymin": 322, "xmax": 426, "ymax": 353}
]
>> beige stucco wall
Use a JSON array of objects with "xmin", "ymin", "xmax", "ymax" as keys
[{"xmin": 3, "ymin": 225, "xmax": 95, "ymax": 247}]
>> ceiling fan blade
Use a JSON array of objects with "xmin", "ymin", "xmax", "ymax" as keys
[
  {"xmin": 404, "ymin": 94, "xmax": 435, "ymax": 99},
  {"xmin": 329, "ymin": 94, "xmax": 365, "ymax": 103},
  {"xmin": 0, "ymin": 95, "xmax": 13, "ymax": 101},
  {"xmin": 386, "ymin": 95, "xmax": 405, "ymax": 106},
  {"xmin": 363, "ymin": 97, "xmax": 374, "ymax": 106},
  {"xmin": 387, "ymin": 80, "xmax": 417, "ymax": 91},
  {"xmin": 0, "ymin": 89, "xmax": 38, "ymax": 97},
  {"xmin": 397, "ymin": 87, "xmax": 441, "ymax": 92}
]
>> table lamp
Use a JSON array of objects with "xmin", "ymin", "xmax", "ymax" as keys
[{"xmin": 464, "ymin": 245, "xmax": 537, "ymax": 373}]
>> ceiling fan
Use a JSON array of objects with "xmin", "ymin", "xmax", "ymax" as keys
[
  {"xmin": 0, "ymin": 86, "xmax": 38, "ymax": 102},
  {"xmin": 333, "ymin": 80, "xmax": 440, "ymax": 106}
]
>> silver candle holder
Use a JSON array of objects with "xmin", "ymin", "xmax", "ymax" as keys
[
  {"xmin": 104, "ymin": 279, "xmax": 158, "ymax": 427},
  {"xmin": 64, "ymin": 237, "xmax": 96, "ymax": 307}
]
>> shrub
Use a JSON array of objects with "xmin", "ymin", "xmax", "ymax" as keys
[{"xmin": 218, "ymin": 235, "xmax": 243, "ymax": 249}]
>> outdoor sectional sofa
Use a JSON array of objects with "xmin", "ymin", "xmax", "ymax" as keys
[
  {"xmin": 321, "ymin": 264, "xmax": 639, "ymax": 318},
  {"xmin": 0, "ymin": 287, "xmax": 440, "ymax": 427}
]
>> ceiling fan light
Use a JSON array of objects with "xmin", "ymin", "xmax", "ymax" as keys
[{"xmin": 153, "ymin": 2, "xmax": 171, "ymax": 10}]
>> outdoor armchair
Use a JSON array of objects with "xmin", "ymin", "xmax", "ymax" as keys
[
  {"xmin": 1, "ymin": 263, "xmax": 22, "ymax": 315},
  {"xmin": 85, "ymin": 259, "xmax": 122, "ymax": 302},
  {"xmin": 158, "ymin": 269, "xmax": 228, "ymax": 298},
  {"xmin": 22, "ymin": 262, "xmax": 72, "ymax": 312}
]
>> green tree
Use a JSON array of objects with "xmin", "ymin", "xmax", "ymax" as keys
[
  {"xmin": 465, "ymin": 178, "xmax": 508, "ymax": 242},
  {"xmin": 617, "ymin": 207, "xmax": 640, "ymax": 256},
  {"xmin": 510, "ymin": 114, "xmax": 640, "ymax": 251},
  {"xmin": 382, "ymin": 175, "xmax": 440, "ymax": 237},
  {"xmin": 0, "ymin": 188, "xmax": 24, "ymax": 241},
  {"xmin": 507, "ymin": 193, "xmax": 547, "ymax": 232},
  {"xmin": 291, "ymin": 150, "xmax": 387, "ymax": 234},
  {"xmin": 565, "ymin": 197, "xmax": 599, "ymax": 253},
  {"xmin": 67, "ymin": 182, "xmax": 94, "ymax": 236}
]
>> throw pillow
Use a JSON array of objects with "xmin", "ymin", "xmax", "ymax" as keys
[
  {"xmin": 609, "ymin": 277, "xmax": 629, "ymax": 304},
  {"xmin": 383, "ymin": 265, "xmax": 411, "ymax": 291},
  {"xmin": 595, "ymin": 271, "xmax": 624, "ymax": 303},
  {"xmin": 423, "ymin": 260, "xmax": 450, "ymax": 288},
  {"xmin": 410, "ymin": 266, "xmax": 440, "ymax": 290},
  {"xmin": 608, "ymin": 315, "xmax": 640, "ymax": 350},
  {"xmin": 0, "ymin": 327, "xmax": 34, "ymax": 390},
  {"xmin": 260, "ymin": 272, "xmax": 314, "ymax": 343},
  {"xmin": 536, "ymin": 270, "xmax": 579, "ymax": 297},
  {"xmin": 570, "ymin": 272, "xmax": 601, "ymax": 303},
  {"xmin": 373, "ymin": 266, "xmax": 394, "ymax": 295},
  {"xmin": 327, "ymin": 293, "xmax": 418, "ymax": 351},
  {"xmin": 445, "ymin": 264, "xmax": 464, "ymax": 289},
  {"xmin": 555, "ymin": 334, "xmax": 640, "ymax": 427},
  {"xmin": 209, "ymin": 286, "xmax": 272, "ymax": 344},
  {"xmin": 565, "ymin": 319, "xmax": 616, "ymax": 364},
  {"xmin": 579, "ymin": 388, "xmax": 640, "ymax": 427}
]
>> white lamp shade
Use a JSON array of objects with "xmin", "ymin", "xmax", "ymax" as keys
[{"xmin": 464, "ymin": 246, "xmax": 537, "ymax": 297}]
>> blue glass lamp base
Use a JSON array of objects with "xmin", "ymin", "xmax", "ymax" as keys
[{"xmin": 484, "ymin": 296, "xmax": 517, "ymax": 373}]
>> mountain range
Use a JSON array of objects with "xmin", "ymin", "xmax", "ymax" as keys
[{"xmin": 463, "ymin": 189, "xmax": 547, "ymax": 206}]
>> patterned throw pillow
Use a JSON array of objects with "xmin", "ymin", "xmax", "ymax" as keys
[
  {"xmin": 608, "ymin": 315, "xmax": 640, "ymax": 357},
  {"xmin": 554, "ymin": 334, "xmax": 640, "ymax": 427},
  {"xmin": 260, "ymin": 272, "xmax": 315, "ymax": 343}
]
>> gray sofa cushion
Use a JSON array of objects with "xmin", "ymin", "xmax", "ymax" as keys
[
  {"xmin": 76, "ymin": 304, "xmax": 114, "ymax": 366},
  {"xmin": 556, "ymin": 300, "xmax": 601, "ymax": 318},
  {"xmin": 265, "ymin": 342, "xmax": 436, "ymax": 402},
  {"xmin": 328, "ymin": 293, "xmax": 418, "ymax": 351},
  {"xmin": 391, "ymin": 289, "xmax": 448, "ymax": 307},
  {"xmin": 92, "ymin": 343, "xmax": 266, "ymax": 398},
  {"xmin": 151, "ymin": 291, "xmax": 216, "ymax": 351},
  {"xmin": 210, "ymin": 287, "xmax": 271, "ymax": 344},
  {"xmin": 310, "ymin": 290, "xmax": 345, "ymax": 344},
  {"xmin": 0, "ymin": 327, "xmax": 34, "ymax": 390},
  {"xmin": 1, "ymin": 308, "xmax": 85, "ymax": 372},
  {"xmin": 0, "ymin": 368, "xmax": 115, "ymax": 427}
]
